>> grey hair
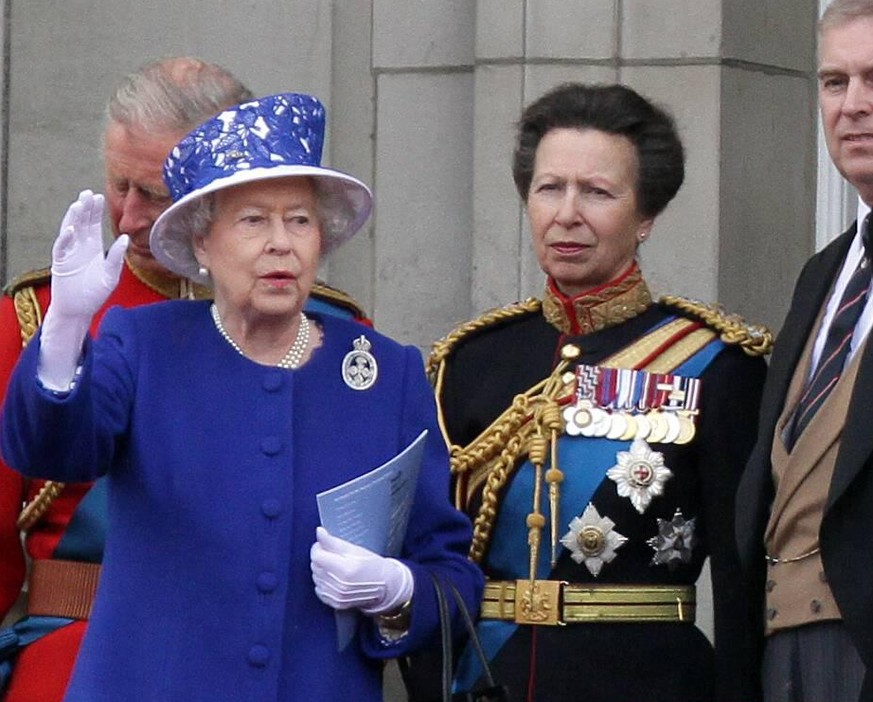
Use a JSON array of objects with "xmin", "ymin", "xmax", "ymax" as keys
[
  {"xmin": 105, "ymin": 56, "xmax": 254, "ymax": 135},
  {"xmin": 819, "ymin": 0, "xmax": 873, "ymax": 32},
  {"xmin": 168, "ymin": 177, "xmax": 356, "ymax": 285}
]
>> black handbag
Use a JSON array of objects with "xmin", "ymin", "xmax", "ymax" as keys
[{"xmin": 398, "ymin": 572, "xmax": 508, "ymax": 702}]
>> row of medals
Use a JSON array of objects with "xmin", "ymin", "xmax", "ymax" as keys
[{"xmin": 561, "ymin": 367, "xmax": 699, "ymax": 445}]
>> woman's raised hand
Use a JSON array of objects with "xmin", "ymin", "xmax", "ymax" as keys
[
  {"xmin": 50, "ymin": 190, "xmax": 128, "ymax": 320},
  {"xmin": 37, "ymin": 190, "xmax": 129, "ymax": 391}
]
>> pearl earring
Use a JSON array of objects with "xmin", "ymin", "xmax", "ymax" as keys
[{"xmin": 198, "ymin": 266, "xmax": 209, "ymax": 278}]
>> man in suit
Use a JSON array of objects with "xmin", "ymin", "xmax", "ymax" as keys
[{"xmin": 736, "ymin": 1, "xmax": 873, "ymax": 700}]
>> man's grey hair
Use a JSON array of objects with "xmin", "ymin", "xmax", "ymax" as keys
[
  {"xmin": 819, "ymin": 0, "xmax": 873, "ymax": 33},
  {"xmin": 106, "ymin": 56, "xmax": 254, "ymax": 135}
]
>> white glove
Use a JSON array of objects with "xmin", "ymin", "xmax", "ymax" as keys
[
  {"xmin": 37, "ymin": 190, "xmax": 128, "ymax": 390},
  {"xmin": 310, "ymin": 526, "xmax": 414, "ymax": 615}
]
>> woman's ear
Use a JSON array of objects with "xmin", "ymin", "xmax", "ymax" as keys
[
  {"xmin": 192, "ymin": 235, "xmax": 208, "ymax": 265},
  {"xmin": 636, "ymin": 219, "xmax": 655, "ymax": 243}
]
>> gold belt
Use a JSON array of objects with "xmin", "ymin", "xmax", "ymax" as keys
[{"xmin": 482, "ymin": 580, "xmax": 696, "ymax": 626}]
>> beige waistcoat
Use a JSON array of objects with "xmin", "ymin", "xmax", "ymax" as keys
[{"xmin": 763, "ymin": 314, "xmax": 866, "ymax": 635}]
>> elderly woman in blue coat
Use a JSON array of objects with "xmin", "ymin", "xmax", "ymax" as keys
[{"xmin": 0, "ymin": 93, "xmax": 482, "ymax": 701}]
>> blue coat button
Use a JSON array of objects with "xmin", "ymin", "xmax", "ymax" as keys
[
  {"xmin": 257, "ymin": 572, "xmax": 279, "ymax": 594},
  {"xmin": 260, "ymin": 436, "xmax": 283, "ymax": 455},
  {"xmin": 261, "ymin": 499, "xmax": 282, "ymax": 518},
  {"xmin": 247, "ymin": 644, "xmax": 270, "ymax": 667},
  {"xmin": 262, "ymin": 371, "xmax": 284, "ymax": 392}
]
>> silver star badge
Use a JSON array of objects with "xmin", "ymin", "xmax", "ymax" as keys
[
  {"xmin": 647, "ymin": 509, "xmax": 696, "ymax": 570},
  {"xmin": 606, "ymin": 439, "xmax": 673, "ymax": 514},
  {"xmin": 560, "ymin": 503, "xmax": 627, "ymax": 577}
]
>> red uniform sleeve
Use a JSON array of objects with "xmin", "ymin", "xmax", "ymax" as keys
[{"xmin": 0, "ymin": 293, "xmax": 27, "ymax": 617}]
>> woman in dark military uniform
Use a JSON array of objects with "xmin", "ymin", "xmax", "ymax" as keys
[{"xmin": 428, "ymin": 83, "xmax": 770, "ymax": 702}]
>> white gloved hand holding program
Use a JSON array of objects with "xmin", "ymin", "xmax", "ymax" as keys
[{"xmin": 310, "ymin": 526, "xmax": 414, "ymax": 616}]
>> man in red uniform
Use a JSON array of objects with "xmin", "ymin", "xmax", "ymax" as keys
[{"xmin": 0, "ymin": 57, "xmax": 368, "ymax": 701}]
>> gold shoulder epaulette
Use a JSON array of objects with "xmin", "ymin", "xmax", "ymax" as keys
[
  {"xmin": 5, "ymin": 267, "xmax": 50, "ymax": 349},
  {"xmin": 659, "ymin": 294, "xmax": 773, "ymax": 357},
  {"xmin": 4, "ymin": 267, "xmax": 65, "ymax": 527},
  {"xmin": 3, "ymin": 266, "xmax": 51, "ymax": 297},
  {"xmin": 426, "ymin": 298, "xmax": 541, "ymax": 381},
  {"xmin": 310, "ymin": 280, "xmax": 368, "ymax": 319}
]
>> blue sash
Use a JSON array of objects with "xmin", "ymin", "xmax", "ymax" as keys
[
  {"xmin": 0, "ymin": 617, "xmax": 72, "ymax": 691},
  {"xmin": 304, "ymin": 296, "xmax": 358, "ymax": 320},
  {"xmin": 54, "ymin": 475, "xmax": 107, "ymax": 562},
  {"xmin": 455, "ymin": 331, "xmax": 726, "ymax": 690},
  {"xmin": 0, "ymin": 477, "xmax": 109, "ymax": 689}
]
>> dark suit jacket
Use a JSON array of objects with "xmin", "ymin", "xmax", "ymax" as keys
[{"xmin": 736, "ymin": 222, "xmax": 873, "ymax": 700}]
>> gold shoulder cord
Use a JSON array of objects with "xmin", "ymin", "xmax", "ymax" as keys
[
  {"xmin": 659, "ymin": 295, "xmax": 774, "ymax": 357},
  {"xmin": 428, "ymin": 298, "xmax": 541, "ymax": 451},
  {"xmin": 428, "ymin": 298, "xmax": 554, "ymax": 564},
  {"xmin": 10, "ymin": 285, "xmax": 66, "ymax": 532},
  {"xmin": 460, "ymin": 348, "xmax": 577, "ymax": 567},
  {"xmin": 443, "ymin": 297, "xmax": 772, "ymax": 566}
]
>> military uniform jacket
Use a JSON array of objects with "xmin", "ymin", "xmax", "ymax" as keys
[
  {"xmin": 436, "ymin": 301, "xmax": 767, "ymax": 702},
  {"xmin": 1, "ymin": 300, "xmax": 482, "ymax": 702}
]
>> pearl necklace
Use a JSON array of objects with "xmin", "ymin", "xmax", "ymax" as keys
[{"xmin": 210, "ymin": 304, "xmax": 310, "ymax": 369}]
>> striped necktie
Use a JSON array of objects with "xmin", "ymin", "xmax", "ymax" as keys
[{"xmin": 788, "ymin": 213, "xmax": 873, "ymax": 451}]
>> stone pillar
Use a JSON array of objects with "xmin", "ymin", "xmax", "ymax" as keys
[
  {"xmin": 0, "ymin": 0, "xmax": 333, "ymax": 285},
  {"xmin": 364, "ymin": 0, "xmax": 476, "ymax": 346},
  {"xmin": 467, "ymin": 0, "xmax": 817, "ymax": 335}
]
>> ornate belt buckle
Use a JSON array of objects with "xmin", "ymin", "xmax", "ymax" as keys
[{"xmin": 513, "ymin": 579, "xmax": 565, "ymax": 626}]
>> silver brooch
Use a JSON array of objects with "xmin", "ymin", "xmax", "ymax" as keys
[
  {"xmin": 342, "ymin": 335, "xmax": 378, "ymax": 390},
  {"xmin": 606, "ymin": 439, "xmax": 673, "ymax": 514},
  {"xmin": 647, "ymin": 509, "xmax": 696, "ymax": 569},
  {"xmin": 559, "ymin": 503, "xmax": 627, "ymax": 577}
]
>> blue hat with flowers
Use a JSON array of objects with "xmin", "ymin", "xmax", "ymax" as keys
[{"xmin": 150, "ymin": 92, "xmax": 372, "ymax": 284}]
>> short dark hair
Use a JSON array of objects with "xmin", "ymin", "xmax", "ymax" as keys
[{"xmin": 512, "ymin": 83, "xmax": 685, "ymax": 218}]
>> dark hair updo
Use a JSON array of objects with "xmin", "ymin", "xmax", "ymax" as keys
[{"xmin": 512, "ymin": 82, "xmax": 685, "ymax": 219}]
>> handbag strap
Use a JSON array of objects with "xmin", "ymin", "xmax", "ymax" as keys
[
  {"xmin": 397, "ymin": 572, "xmax": 502, "ymax": 702},
  {"xmin": 431, "ymin": 572, "xmax": 453, "ymax": 702},
  {"xmin": 438, "ymin": 576, "xmax": 498, "ymax": 691},
  {"xmin": 429, "ymin": 572, "xmax": 500, "ymax": 701}
]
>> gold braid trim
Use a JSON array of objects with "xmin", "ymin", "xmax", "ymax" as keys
[
  {"xmin": 125, "ymin": 258, "xmax": 212, "ymax": 300},
  {"xmin": 17, "ymin": 481, "xmax": 66, "ymax": 531},
  {"xmin": 7, "ymin": 279, "xmax": 66, "ymax": 531},
  {"xmin": 427, "ymin": 299, "xmax": 541, "ymax": 382},
  {"xmin": 541, "ymin": 265, "xmax": 652, "ymax": 335},
  {"xmin": 450, "ymin": 310, "xmax": 735, "ymax": 562},
  {"xmin": 458, "ymin": 351, "xmax": 577, "ymax": 563},
  {"xmin": 659, "ymin": 295, "xmax": 773, "ymax": 357},
  {"xmin": 12, "ymin": 286, "xmax": 43, "ymax": 349},
  {"xmin": 428, "ymin": 299, "xmax": 542, "ymax": 453},
  {"xmin": 310, "ymin": 281, "xmax": 368, "ymax": 319}
]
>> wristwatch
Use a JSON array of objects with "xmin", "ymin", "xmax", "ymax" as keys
[{"xmin": 374, "ymin": 598, "xmax": 413, "ymax": 643}]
